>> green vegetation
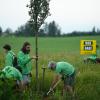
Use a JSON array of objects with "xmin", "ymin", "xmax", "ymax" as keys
[{"xmin": 0, "ymin": 36, "xmax": 100, "ymax": 100}]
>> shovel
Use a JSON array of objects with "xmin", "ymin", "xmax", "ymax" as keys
[{"xmin": 44, "ymin": 79, "xmax": 61, "ymax": 98}]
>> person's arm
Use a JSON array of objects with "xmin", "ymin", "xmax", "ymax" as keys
[
  {"xmin": 18, "ymin": 52, "xmax": 36, "ymax": 66},
  {"xmin": 5, "ymin": 54, "xmax": 13, "ymax": 66},
  {"xmin": 17, "ymin": 70, "xmax": 24, "ymax": 90},
  {"xmin": 50, "ymin": 74, "xmax": 62, "ymax": 90},
  {"xmin": 19, "ymin": 56, "xmax": 31, "ymax": 65},
  {"xmin": 24, "ymin": 56, "xmax": 38, "ymax": 65}
]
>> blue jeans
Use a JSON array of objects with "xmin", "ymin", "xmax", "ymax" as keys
[{"xmin": 22, "ymin": 74, "xmax": 31, "ymax": 85}]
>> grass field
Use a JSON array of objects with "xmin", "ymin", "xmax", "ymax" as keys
[{"xmin": 0, "ymin": 36, "xmax": 100, "ymax": 100}]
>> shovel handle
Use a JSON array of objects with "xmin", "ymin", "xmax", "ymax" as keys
[
  {"xmin": 52, "ymin": 79, "xmax": 61, "ymax": 89},
  {"xmin": 47, "ymin": 79, "xmax": 61, "ymax": 95}
]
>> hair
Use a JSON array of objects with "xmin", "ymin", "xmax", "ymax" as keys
[
  {"xmin": 48, "ymin": 61, "xmax": 56, "ymax": 70},
  {"xmin": 3, "ymin": 44, "xmax": 11, "ymax": 51},
  {"xmin": 96, "ymin": 44, "xmax": 99, "ymax": 48},
  {"xmin": 21, "ymin": 42, "xmax": 30, "ymax": 54}
]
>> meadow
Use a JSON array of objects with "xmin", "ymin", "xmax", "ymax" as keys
[{"xmin": 0, "ymin": 36, "xmax": 100, "ymax": 100}]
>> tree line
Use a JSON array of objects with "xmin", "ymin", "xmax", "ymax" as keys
[
  {"xmin": 0, "ymin": 21, "xmax": 100, "ymax": 37},
  {"xmin": 0, "ymin": 21, "xmax": 61, "ymax": 37}
]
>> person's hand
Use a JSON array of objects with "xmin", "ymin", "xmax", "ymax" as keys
[
  {"xmin": 31, "ymin": 56, "xmax": 38, "ymax": 59},
  {"xmin": 49, "ymin": 87, "xmax": 53, "ymax": 92}
]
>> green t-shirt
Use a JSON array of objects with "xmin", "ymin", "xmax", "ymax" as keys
[
  {"xmin": 5, "ymin": 50, "xmax": 15, "ymax": 67},
  {"xmin": 55, "ymin": 62, "xmax": 75, "ymax": 76},
  {"xmin": 88, "ymin": 49, "xmax": 99, "ymax": 60},
  {"xmin": 17, "ymin": 51, "xmax": 32, "ymax": 75},
  {"xmin": 0, "ymin": 66, "xmax": 23, "ymax": 81},
  {"xmin": 88, "ymin": 54, "xmax": 97, "ymax": 60}
]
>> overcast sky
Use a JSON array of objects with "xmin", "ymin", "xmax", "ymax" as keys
[{"xmin": 0, "ymin": 0, "xmax": 100, "ymax": 33}]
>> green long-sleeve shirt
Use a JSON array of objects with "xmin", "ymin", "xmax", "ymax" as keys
[
  {"xmin": 0, "ymin": 66, "xmax": 23, "ymax": 81},
  {"xmin": 17, "ymin": 51, "xmax": 32, "ymax": 75},
  {"xmin": 5, "ymin": 50, "xmax": 15, "ymax": 67}
]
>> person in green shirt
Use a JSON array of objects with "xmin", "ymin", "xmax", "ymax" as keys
[
  {"xmin": 48, "ymin": 61, "xmax": 76, "ymax": 98},
  {"xmin": 84, "ymin": 45, "xmax": 100, "ymax": 63},
  {"xmin": 17, "ymin": 42, "xmax": 37, "ymax": 86},
  {"xmin": 3, "ymin": 44, "xmax": 15, "ymax": 66},
  {"xmin": 0, "ymin": 66, "xmax": 23, "ymax": 89}
]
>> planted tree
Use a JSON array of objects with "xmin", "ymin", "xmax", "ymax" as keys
[{"xmin": 27, "ymin": 0, "xmax": 51, "ymax": 89}]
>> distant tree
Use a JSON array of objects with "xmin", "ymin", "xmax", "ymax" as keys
[
  {"xmin": 48, "ymin": 21, "xmax": 61, "ymax": 36},
  {"xmin": 0, "ymin": 26, "xmax": 2, "ymax": 36},
  {"xmin": 15, "ymin": 25, "xmax": 25, "ymax": 36},
  {"xmin": 24, "ymin": 22, "xmax": 34, "ymax": 36},
  {"xmin": 57, "ymin": 29, "xmax": 61, "ymax": 36},
  {"xmin": 4, "ymin": 28, "xmax": 13, "ymax": 34},
  {"xmin": 92, "ymin": 26, "xmax": 96, "ymax": 33},
  {"xmin": 48, "ymin": 21, "xmax": 57, "ymax": 36},
  {"xmin": 97, "ymin": 28, "xmax": 100, "ymax": 34},
  {"xmin": 38, "ymin": 29, "xmax": 45, "ymax": 36},
  {"xmin": 43, "ymin": 22, "xmax": 48, "ymax": 34},
  {"xmin": 15, "ymin": 22, "xmax": 34, "ymax": 36}
]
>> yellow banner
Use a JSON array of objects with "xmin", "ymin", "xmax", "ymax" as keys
[{"xmin": 80, "ymin": 40, "xmax": 96, "ymax": 55}]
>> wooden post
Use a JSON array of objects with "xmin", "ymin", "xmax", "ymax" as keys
[{"xmin": 42, "ymin": 65, "xmax": 46, "ymax": 91}]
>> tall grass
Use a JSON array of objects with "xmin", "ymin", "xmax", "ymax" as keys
[{"xmin": 0, "ymin": 36, "xmax": 100, "ymax": 100}]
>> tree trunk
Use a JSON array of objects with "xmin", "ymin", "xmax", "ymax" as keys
[{"xmin": 35, "ymin": 19, "xmax": 38, "ymax": 90}]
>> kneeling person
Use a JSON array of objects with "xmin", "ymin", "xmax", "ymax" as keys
[{"xmin": 0, "ymin": 66, "xmax": 23, "ymax": 89}]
